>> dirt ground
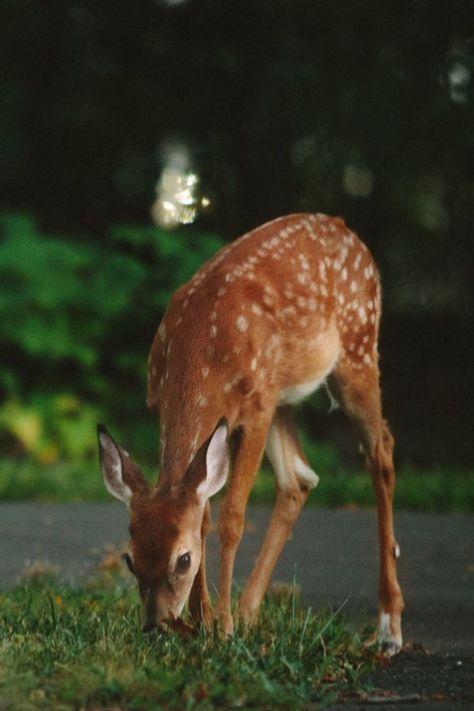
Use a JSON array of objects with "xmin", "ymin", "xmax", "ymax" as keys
[
  {"xmin": 329, "ymin": 648, "xmax": 474, "ymax": 709},
  {"xmin": 1, "ymin": 504, "xmax": 473, "ymax": 708}
]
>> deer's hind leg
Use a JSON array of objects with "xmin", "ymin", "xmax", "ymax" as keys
[
  {"xmin": 238, "ymin": 406, "xmax": 319, "ymax": 625},
  {"xmin": 328, "ymin": 358, "xmax": 404, "ymax": 655}
]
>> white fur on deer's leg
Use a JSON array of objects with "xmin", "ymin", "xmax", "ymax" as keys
[
  {"xmin": 377, "ymin": 611, "xmax": 403, "ymax": 656},
  {"xmin": 293, "ymin": 454, "xmax": 319, "ymax": 489}
]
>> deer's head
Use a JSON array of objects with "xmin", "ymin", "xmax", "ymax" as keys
[{"xmin": 97, "ymin": 421, "xmax": 229, "ymax": 631}]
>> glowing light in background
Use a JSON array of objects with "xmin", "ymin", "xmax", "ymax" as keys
[
  {"xmin": 151, "ymin": 140, "xmax": 210, "ymax": 228},
  {"xmin": 155, "ymin": 0, "xmax": 190, "ymax": 7},
  {"xmin": 342, "ymin": 164, "xmax": 374, "ymax": 198},
  {"xmin": 448, "ymin": 61, "xmax": 471, "ymax": 104}
]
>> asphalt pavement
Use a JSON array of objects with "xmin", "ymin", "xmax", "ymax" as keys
[{"xmin": 1, "ymin": 503, "xmax": 473, "ymax": 656}]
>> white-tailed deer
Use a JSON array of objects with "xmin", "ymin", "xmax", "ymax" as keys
[{"xmin": 98, "ymin": 213, "xmax": 404, "ymax": 654}]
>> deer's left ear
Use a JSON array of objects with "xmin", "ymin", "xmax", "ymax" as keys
[
  {"xmin": 97, "ymin": 424, "xmax": 150, "ymax": 506},
  {"xmin": 196, "ymin": 419, "xmax": 230, "ymax": 500}
]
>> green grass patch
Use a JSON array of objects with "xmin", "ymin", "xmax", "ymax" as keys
[
  {"xmin": 251, "ymin": 467, "xmax": 474, "ymax": 512},
  {"xmin": 0, "ymin": 573, "xmax": 375, "ymax": 710},
  {"xmin": 1, "ymin": 457, "xmax": 473, "ymax": 512}
]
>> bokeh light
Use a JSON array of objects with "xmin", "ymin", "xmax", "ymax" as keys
[{"xmin": 151, "ymin": 141, "xmax": 210, "ymax": 228}]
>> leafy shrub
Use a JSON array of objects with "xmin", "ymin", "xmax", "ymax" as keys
[{"xmin": 0, "ymin": 212, "xmax": 225, "ymax": 462}]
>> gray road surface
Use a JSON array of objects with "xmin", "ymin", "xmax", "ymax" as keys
[{"xmin": 1, "ymin": 503, "xmax": 473, "ymax": 656}]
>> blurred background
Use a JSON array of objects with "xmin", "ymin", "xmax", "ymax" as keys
[{"xmin": 0, "ymin": 0, "xmax": 473, "ymax": 506}]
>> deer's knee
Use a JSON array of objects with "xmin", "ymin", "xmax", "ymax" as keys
[
  {"xmin": 275, "ymin": 486, "xmax": 307, "ymax": 527},
  {"xmin": 368, "ymin": 422, "xmax": 396, "ymax": 490},
  {"xmin": 218, "ymin": 506, "xmax": 245, "ymax": 548}
]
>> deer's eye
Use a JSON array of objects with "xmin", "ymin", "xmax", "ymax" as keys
[
  {"xmin": 176, "ymin": 552, "xmax": 191, "ymax": 574},
  {"xmin": 122, "ymin": 553, "xmax": 136, "ymax": 576}
]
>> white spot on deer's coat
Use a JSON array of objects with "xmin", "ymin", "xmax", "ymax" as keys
[
  {"xmin": 350, "ymin": 280, "xmax": 358, "ymax": 293},
  {"xmin": 251, "ymin": 303, "xmax": 263, "ymax": 316},
  {"xmin": 358, "ymin": 306, "xmax": 367, "ymax": 323},
  {"xmin": 341, "ymin": 267, "xmax": 348, "ymax": 281},
  {"xmin": 298, "ymin": 254, "xmax": 310, "ymax": 270},
  {"xmin": 236, "ymin": 315, "xmax": 248, "ymax": 332},
  {"xmin": 196, "ymin": 394, "xmax": 208, "ymax": 408},
  {"xmin": 202, "ymin": 366, "xmax": 209, "ymax": 379},
  {"xmin": 251, "ymin": 357, "xmax": 257, "ymax": 371}
]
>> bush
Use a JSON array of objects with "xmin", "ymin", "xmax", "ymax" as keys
[{"xmin": 0, "ymin": 212, "xmax": 225, "ymax": 462}]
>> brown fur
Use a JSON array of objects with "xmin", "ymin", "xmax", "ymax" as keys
[{"xmin": 102, "ymin": 213, "xmax": 404, "ymax": 651}]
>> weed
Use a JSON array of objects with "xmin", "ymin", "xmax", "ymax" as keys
[{"xmin": 0, "ymin": 573, "xmax": 375, "ymax": 710}]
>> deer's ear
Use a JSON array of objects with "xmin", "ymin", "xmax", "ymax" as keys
[
  {"xmin": 97, "ymin": 425, "xmax": 150, "ymax": 505},
  {"xmin": 196, "ymin": 419, "xmax": 230, "ymax": 500}
]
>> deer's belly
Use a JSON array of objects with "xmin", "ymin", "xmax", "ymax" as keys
[
  {"xmin": 278, "ymin": 374, "xmax": 328, "ymax": 405},
  {"xmin": 277, "ymin": 323, "xmax": 341, "ymax": 405}
]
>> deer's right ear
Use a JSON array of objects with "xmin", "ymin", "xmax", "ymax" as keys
[
  {"xmin": 196, "ymin": 419, "xmax": 230, "ymax": 501},
  {"xmin": 97, "ymin": 424, "xmax": 149, "ymax": 505}
]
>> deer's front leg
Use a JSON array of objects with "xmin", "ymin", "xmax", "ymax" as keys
[
  {"xmin": 189, "ymin": 500, "xmax": 213, "ymax": 629},
  {"xmin": 216, "ymin": 423, "xmax": 269, "ymax": 634}
]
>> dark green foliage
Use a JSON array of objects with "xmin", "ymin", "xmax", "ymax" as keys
[
  {"xmin": 0, "ymin": 212, "xmax": 225, "ymax": 461},
  {"xmin": 0, "ymin": 0, "xmax": 473, "ymax": 474}
]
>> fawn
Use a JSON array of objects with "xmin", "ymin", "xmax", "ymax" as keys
[{"xmin": 98, "ymin": 213, "xmax": 404, "ymax": 654}]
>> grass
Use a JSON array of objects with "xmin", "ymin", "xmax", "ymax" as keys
[
  {"xmin": 1, "ymin": 457, "xmax": 474, "ymax": 512},
  {"xmin": 0, "ymin": 570, "xmax": 376, "ymax": 711}
]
